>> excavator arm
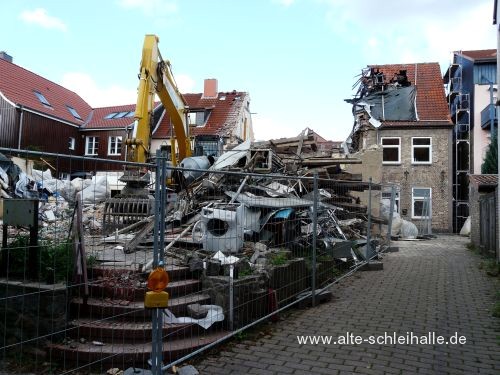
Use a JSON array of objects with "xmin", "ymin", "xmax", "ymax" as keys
[
  {"xmin": 127, "ymin": 34, "xmax": 191, "ymax": 164},
  {"xmin": 104, "ymin": 35, "xmax": 193, "ymax": 232}
]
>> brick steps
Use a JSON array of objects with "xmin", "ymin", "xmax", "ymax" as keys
[
  {"xmin": 47, "ymin": 331, "xmax": 228, "ymax": 368},
  {"xmin": 88, "ymin": 264, "xmax": 191, "ymax": 280},
  {"xmin": 48, "ymin": 264, "xmax": 224, "ymax": 369},
  {"xmin": 66, "ymin": 318, "xmax": 224, "ymax": 342},
  {"xmin": 86, "ymin": 278, "xmax": 201, "ymax": 300},
  {"xmin": 70, "ymin": 293, "xmax": 211, "ymax": 320}
]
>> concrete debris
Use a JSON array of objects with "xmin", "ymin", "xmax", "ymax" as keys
[
  {"xmin": 186, "ymin": 303, "xmax": 209, "ymax": 319},
  {"xmin": 176, "ymin": 365, "xmax": 200, "ymax": 375}
]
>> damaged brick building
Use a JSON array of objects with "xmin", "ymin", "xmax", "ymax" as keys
[{"xmin": 346, "ymin": 63, "xmax": 454, "ymax": 232}]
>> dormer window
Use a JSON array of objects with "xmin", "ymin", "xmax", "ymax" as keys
[
  {"xmin": 188, "ymin": 110, "xmax": 210, "ymax": 127},
  {"xmin": 34, "ymin": 90, "xmax": 51, "ymax": 108},
  {"xmin": 66, "ymin": 105, "xmax": 82, "ymax": 120}
]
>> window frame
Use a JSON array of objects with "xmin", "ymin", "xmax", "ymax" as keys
[
  {"xmin": 381, "ymin": 137, "xmax": 401, "ymax": 165},
  {"xmin": 411, "ymin": 137, "xmax": 432, "ymax": 165},
  {"xmin": 66, "ymin": 105, "xmax": 82, "ymax": 120},
  {"xmin": 85, "ymin": 136, "xmax": 99, "ymax": 156},
  {"xmin": 188, "ymin": 110, "xmax": 211, "ymax": 127},
  {"xmin": 34, "ymin": 90, "xmax": 52, "ymax": 108},
  {"xmin": 68, "ymin": 137, "xmax": 75, "ymax": 150},
  {"xmin": 412, "ymin": 187, "xmax": 432, "ymax": 219},
  {"xmin": 108, "ymin": 136, "xmax": 122, "ymax": 156}
]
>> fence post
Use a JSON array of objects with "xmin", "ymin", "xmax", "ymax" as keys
[
  {"xmin": 151, "ymin": 150, "xmax": 165, "ymax": 374},
  {"xmin": 366, "ymin": 177, "xmax": 372, "ymax": 257},
  {"xmin": 229, "ymin": 264, "xmax": 234, "ymax": 331},
  {"xmin": 311, "ymin": 172, "xmax": 318, "ymax": 307},
  {"xmin": 427, "ymin": 196, "xmax": 433, "ymax": 236},
  {"xmin": 386, "ymin": 185, "xmax": 396, "ymax": 246}
]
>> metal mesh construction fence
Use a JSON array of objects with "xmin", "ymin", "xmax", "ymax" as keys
[{"xmin": 0, "ymin": 147, "xmax": 395, "ymax": 374}]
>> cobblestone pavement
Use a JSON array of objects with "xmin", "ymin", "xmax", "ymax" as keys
[{"xmin": 194, "ymin": 235, "xmax": 500, "ymax": 374}]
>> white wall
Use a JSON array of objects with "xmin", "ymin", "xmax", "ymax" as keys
[{"xmin": 473, "ymin": 83, "xmax": 497, "ymax": 174}]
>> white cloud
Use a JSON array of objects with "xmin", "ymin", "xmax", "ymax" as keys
[
  {"xmin": 60, "ymin": 72, "xmax": 137, "ymax": 107},
  {"xmin": 174, "ymin": 73, "xmax": 196, "ymax": 93},
  {"xmin": 319, "ymin": 0, "xmax": 496, "ymax": 69},
  {"xmin": 117, "ymin": 0, "xmax": 177, "ymax": 16},
  {"xmin": 19, "ymin": 8, "xmax": 67, "ymax": 32}
]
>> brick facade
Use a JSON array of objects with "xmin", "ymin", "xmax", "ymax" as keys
[{"xmin": 378, "ymin": 127, "xmax": 453, "ymax": 232}]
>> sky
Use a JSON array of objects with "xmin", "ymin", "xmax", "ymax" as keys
[{"xmin": 0, "ymin": 0, "xmax": 497, "ymax": 142}]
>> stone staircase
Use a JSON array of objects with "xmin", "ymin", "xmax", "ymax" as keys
[{"xmin": 47, "ymin": 264, "xmax": 227, "ymax": 370}]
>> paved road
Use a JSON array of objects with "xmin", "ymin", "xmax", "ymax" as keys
[{"xmin": 194, "ymin": 235, "xmax": 500, "ymax": 374}]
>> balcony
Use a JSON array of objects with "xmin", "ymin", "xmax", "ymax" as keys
[{"xmin": 481, "ymin": 103, "xmax": 498, "ymax": 129}]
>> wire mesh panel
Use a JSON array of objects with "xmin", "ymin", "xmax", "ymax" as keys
[{"xmin": 0, "ymin": 147, "xmax": 395, "ymax": 374}]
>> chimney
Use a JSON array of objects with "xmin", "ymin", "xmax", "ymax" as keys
[
  {"xmin": 203, "ymin": 78, "xmax": 218, "ymax": 98},
  {"xmin": 0, "ymin": 51, "xmax": 12, "ymax": 63}
]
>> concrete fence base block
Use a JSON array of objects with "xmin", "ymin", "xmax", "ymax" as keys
[
  {"xmin": 359, "ymin": 261, "xmax": 384, "ymax": 271},
  {"xmin": 124, "ymin": 368, "xmax": 152, "ymax": 375},
  {"xmin": 297, "ymin": 289, "xmax": 333, "ymax": 308}
]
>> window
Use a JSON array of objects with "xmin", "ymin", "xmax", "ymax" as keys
[
  {"xmin": 34, "ymin": 90, "xmax": 51, "ymax": 107},
  {"xmin": 108, "ymin": 136, "xmax": 122, "ymax": 155},
  {"xmin": 114, "ymin": 111, "xmax": 130, "ymax": 119},
  {"xmin": 412, "ymin": 188, "xmax": 431, "ymax": 219},
  {"xmin": 382, "ymin": 188, "xmax": 400, "ymax": 214},
  {"xmin": 188, "ymin": 111, "xmax": 209, "ymax": 127},
  {"xmin": 105, "ymin": 111, "xmax": 134, "ymax": 119},
  {"xmin": 68, "ymin": 137, "xmax": 75, "ymax": 150},
  {"xmin": 412, "ymin": 137, "xmax": 432, "ymax": 164},
  {"xmin": 381, "ymin": 137, "xmax": 401, "ymax": 164},
  {"xmin": 67, "ymin": 105, "xmax": 82, "ymax": 120},
  {"xmin": 85, "ymin": 136, "xmax": 99, "ymax": 155}
]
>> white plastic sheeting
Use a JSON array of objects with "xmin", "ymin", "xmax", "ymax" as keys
[
  {"xmin": 460, "ymin": 216, "xmax": 471, "ymax": 236},
  {"xmin": 31, "ymin": 168, "xmax": 53, "ymax": 182},
  {"xmin": 400, "ymin": 220, "xmax": 418, "ymax": 239},
  {"xmin": 76, "ymin": 176, "xmax": 110, "ymax": 204},
  {"xmin": 163, "ymin": 305, "xmax": 224, "ymax": 329}
]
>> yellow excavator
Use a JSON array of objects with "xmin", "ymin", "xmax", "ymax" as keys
[{"xmin": 103, "ymin": 34, "xmax": 192, "ymax": 231}]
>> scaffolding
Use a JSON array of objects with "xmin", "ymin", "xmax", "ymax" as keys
[{"xmin": 445, "ymin": 62, "xmax": 470, "ymax": 232}]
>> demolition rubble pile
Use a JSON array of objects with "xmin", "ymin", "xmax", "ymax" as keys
[
  {"xmin": 125, "ymin": 130, "xmax": 384, "ymax": 274},
  {"xmin": 0, "ymin": 129, "xmax": 385, "ymax": 274},
  {"xmin": 0, "ymin": 153, "xmax": 111, "ymax": 244}
]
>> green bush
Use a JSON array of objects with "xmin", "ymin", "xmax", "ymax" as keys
[
  {"xmin": 481, "ymin": 132, "xmax": 498, "ymax": 174},
  {"xmin": 2, "ymin": 235, "xmax": 74, "ymax": 283},
  {"xmin": 270, "ymin": 251, "xmax": 288, "ymax": 266}
]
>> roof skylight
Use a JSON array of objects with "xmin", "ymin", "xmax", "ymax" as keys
[
  {"xmin": 67, "ymin": 105, "xmax": 82, "ymax": 120},
  {"xmin": 34, "ymin": 90, "xmax": 51, "ymax": 107}
]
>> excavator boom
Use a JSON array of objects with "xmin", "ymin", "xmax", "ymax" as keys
[
  {"xmin": 104, "ymin": 34, "xmax": 192, "ymax": 232},
  {"xmin": 128, "ymin": 34, "xmax": 191, "ymax": 164}
]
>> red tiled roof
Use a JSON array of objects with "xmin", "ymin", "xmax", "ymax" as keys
[
  {"xmin": 368, "ymin": 63, "xmax": 451, "ymax": 125},
  {"xmin": 0, "ymin": 58, "xmax": 92, "ymax": 125},
  {"xmin": 153, "ymin": 91, "xmax": 248, "ymax": 138},
  {"xmin": 469, "ymin": 174, "xmax": 498, "ymax": 186},
  {"xmin": 380, "ymin": 120, "xmax": 453, "ymax": 127},
  {"xmin": 85, "ymin": 103, "xmax": 136, "ymax": 129},
  {"xmin": 459, "ymin": 49, "xmax": 497, "ymax": 61}
]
